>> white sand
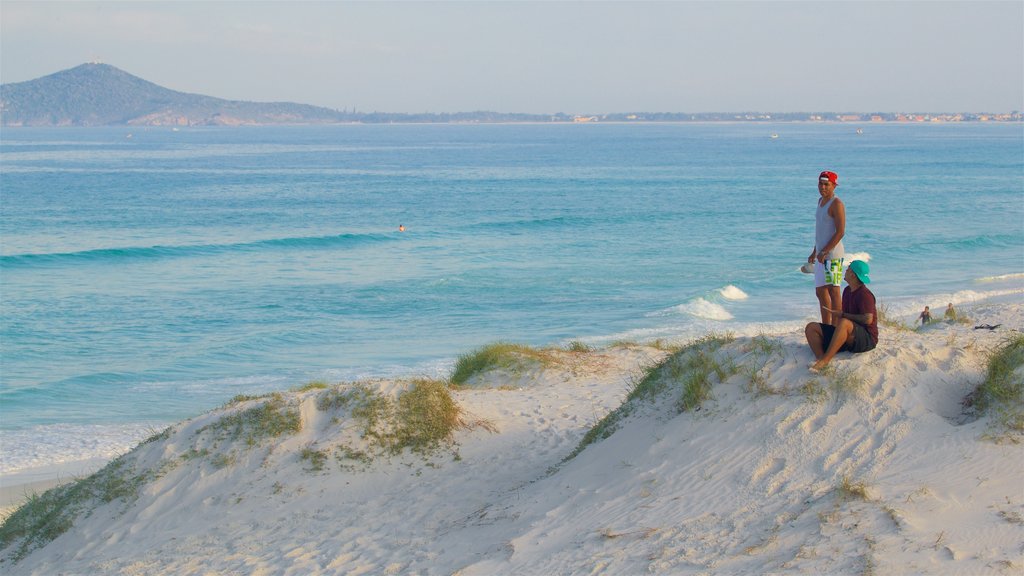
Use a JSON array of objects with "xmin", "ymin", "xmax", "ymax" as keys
[{"xmin": 2, "ymin": 300, "xmax": 1022, "ymax": 575}]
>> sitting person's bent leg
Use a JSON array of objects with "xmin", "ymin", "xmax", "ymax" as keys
[
  {"xmin": 811, "ymin": 318, "xmax": 855, "ymax": 371},
  {"xmin": 805, "ymin": 322, "xmax": 830, "ymax": 360}
]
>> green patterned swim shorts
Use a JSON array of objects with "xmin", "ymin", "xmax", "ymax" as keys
[{"xmin": 814, "ymin": 258, "xmax": 844, "ymax": 287}]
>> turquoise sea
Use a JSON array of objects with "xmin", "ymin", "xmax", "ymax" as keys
[{"xmin": 1, "ymin": 123, "xmax": 1022, "ymax": 473}]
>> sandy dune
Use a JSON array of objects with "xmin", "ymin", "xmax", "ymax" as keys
[{"xmin": 2, "ymin": 301, "xmax": 1022, "ymax": 575}]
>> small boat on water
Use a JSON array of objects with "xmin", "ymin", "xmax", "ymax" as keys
[
  {"xmin": 770, "ymin": 133, "xmax": 779, "ymax": 139},
  {"xmin": 856, "ymin": 128, "xmax": 864, "ymax": 135}
]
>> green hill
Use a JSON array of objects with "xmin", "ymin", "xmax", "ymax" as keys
[{"xmin": 0, "ymin": 63, "xmax": 346, "ymax": 126}]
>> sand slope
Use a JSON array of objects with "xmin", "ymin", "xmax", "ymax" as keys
[{"xmin": 2, "ymin": 303, "xmax": 1022, "ymax": 575}]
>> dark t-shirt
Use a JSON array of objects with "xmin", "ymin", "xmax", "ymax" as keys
[{"xmin": 842, "ymin": 285, "xmax": 878, "ymax": 344}]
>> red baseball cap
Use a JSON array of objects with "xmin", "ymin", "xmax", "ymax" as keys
[{"xmin": 818, "ymin": 171, "xmax": 838, "ymax": 185}]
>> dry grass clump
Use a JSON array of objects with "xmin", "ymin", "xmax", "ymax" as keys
[
  {"xmin": 837, "ymin": 476, "xmax": 872, "ymax": 502},
  {"xmin": 876, "ymin": 302, "xmax": 912, "ymax": 332},
  {"xmin": 969, "ymin": 334, "xmax": 1024, "ymax": 433},
  {"xmin": 318, "ymin": 379, "xmax": 490, "ymax": 463},
  {"xmin": 611, "ymin": 339, "xmax": 681, "ymax": 352},
  {"xmin": 450, "ymin": 342, "xmax": 554, "ymax": 385}
]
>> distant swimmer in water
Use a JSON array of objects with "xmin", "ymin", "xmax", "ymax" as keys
[{"xmin": 399, "ymin": 224, "xmax": 405, "ymax": 232}]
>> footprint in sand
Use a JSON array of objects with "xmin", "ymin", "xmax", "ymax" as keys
[
  {"xmin": 750, "ymin": 457, "xmax": 786, "ymax": 488},
  {"xmin": 800, "ymin": 414, "xmax": 830, "ymax": 435}
]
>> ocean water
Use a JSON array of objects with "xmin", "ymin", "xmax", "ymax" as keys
[{"xmin": 2, "ymin": 123, "xmax": 1022, "ymax": 473}]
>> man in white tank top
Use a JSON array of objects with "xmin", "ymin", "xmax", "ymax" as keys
[{"xmin": 808, "ymin": 170, "xmax": 846, "ymax": 325}]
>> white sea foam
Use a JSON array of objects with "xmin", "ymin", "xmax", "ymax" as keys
[
  {"xmin": 719, "ymin": 285, "xmax": 749, "ymax": 301},
  {"xmin": 976, "ymin": 272, "xmax": 1024, "ymax": 283},
  {"xmin": 879, "ymin": 287, "xmax": 1024, "ymax": 320},
  {"xmin": 845, "ymin": 251, "xmax": 871, "ymax": 262},
  {"xmin": 0, "ymin": 423, "xmax": 161, "ymax": 475},
  {"xmin": 675, "ymin": 298, "xmax": 734, "ymax": 321}
]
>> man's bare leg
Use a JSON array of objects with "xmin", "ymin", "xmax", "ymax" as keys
[
  {"xmin": 815, "ymin": 286, "xmax": 834, "ymax": 324},
  {"xmin": 811, "ymin": 318, "xmax": 855, "ymax": 371},
  {"xmin": 804, "ymin": 323, "xmax": 826, "ymax": 360}
]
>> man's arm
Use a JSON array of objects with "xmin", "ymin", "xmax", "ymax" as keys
[
  {"xmin": 837, "ymin": 309, "xmax": 873, "ymax": 326},
  {"xmin": 822, "ymin": 306, "xmax": 873, "ymax": 326}
]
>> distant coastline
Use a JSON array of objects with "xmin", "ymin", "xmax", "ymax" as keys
[{"xmin": 2, "ymin": 63, "xmax": 1020, "ymax": 127}]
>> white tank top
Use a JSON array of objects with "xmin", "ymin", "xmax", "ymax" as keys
[{"xmin": 815, "ymin": 196, "xmax": 844, "ymax": 260}]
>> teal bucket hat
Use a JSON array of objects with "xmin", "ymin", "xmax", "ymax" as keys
[{"xmin": 849, "ymin": 260, "xmax": 871, "ymax": 284}]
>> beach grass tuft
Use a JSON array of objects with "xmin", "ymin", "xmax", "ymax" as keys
[
  {"xmin": 0, "ymin": 456, "xmax": 153, "ymax": 563},
  {"xmin": 565, "ymin": 340, "xmax": 594, "ymax": 353},
  {"xmin": 450, "ymin": 342, "xmax": 552, "ymax": 385},
  {"xmin": 876, "ymin": 302, "xmax": 912, "ymax": 332},
  {"xmin": 971, "ymin": 334, "xmax": 1024, "ymax": 432},
  {"xmin": 673, "ymin": 334, "xmax": 737, "ymax": 412},
  {"xmin": 316, "ymin": 379, "xmax": 489, "ymax": 465},
  {"xmin": 828, "ymin": 366, "xmax": 866, "ymax": 397},
  {"xmin": 202, "ymin": 393, "xmax": 302, "ymax": 447},
  {"xmin": 611, "ymin": 338, "xmax": 681, "ymax": 352},
  {"xmin": 801, "ymin": 378, "xmax": 828, "ymax": 402},
  {"xmin": 565, "ymin": 333, "xmax": 735, "ymax": 462},
  {"xmin": 293, "ymin": 380, "xmax": 329, "ymax": 393},
  {"xmin": 394, "ymin": 378, "xmax": 465, "ymax": 454},
  {"xmin": 743, "ymin": 334, "xmax": 785, "ymax": 396},
  {"xmin": 300, "ymin": 447, "xmax": 329, "ymax": 472},
  {"xmin": 838, "ymin": 476, "xmax": 872, "ymax": 502}
]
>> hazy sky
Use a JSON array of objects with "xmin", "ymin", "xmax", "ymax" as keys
[{"xmin": 2, "ymin": 1, "xmax": 1022, "ymax": 114}]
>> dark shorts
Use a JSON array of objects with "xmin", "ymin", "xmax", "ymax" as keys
[{"xmin": 820, "ymin": 322, "xmax": 877, "ymax": 354}]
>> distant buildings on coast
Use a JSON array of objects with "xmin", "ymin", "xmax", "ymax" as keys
[{"xmin": 579, "ymin": 111, "xmax": 1023, "ymax": 124}]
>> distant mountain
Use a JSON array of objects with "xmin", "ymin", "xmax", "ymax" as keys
[{"xmin": 0, "ymin": 63, "xmax": 347, "ymax": 126}]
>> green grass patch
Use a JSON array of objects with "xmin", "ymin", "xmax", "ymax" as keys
[
  {"xmin": 450, "ymin": 342, "xmax": 552, "ymax": 385},
  {"xmin": 747, "ymin": 333, "xmax": 783, "ymax": 357},
  {"xmin": 565, "ymin": 333, "xmax": 735, "ymax": 462},
  {"xmin": 565, "ymin": 340, "xmax": 594, "ymax": 353},
  {"xmin": 292, "ymin": 380, "xmax": 329, "ymax": 393},
  {"xmin": 0, "ymin": 456, "xmax": 154, "ymax": 563},
  {"xmin": 201, "ymin": 393, "xmax": 302, "ymax": 446},
  {"xmin": 316, "ymin": 379, "xmax": 488, "ymax": 464},
  {"xmin": 300, "ymin": 447, "xmax": 329, "ymax": 472},
  {"xmin": 972, "ymin": 335, "xmax": 1024, "ymax": 432},
  {"xmin": 222, "ymin": 393, "xmax": 269, "ymax": 407},
  {"xmin": 394, "ymin": 379, "xmax": 465, "ymax": 454},
  {"xmin": 671, "ymin": 333, "xmax": 737, "ymax": 412}
]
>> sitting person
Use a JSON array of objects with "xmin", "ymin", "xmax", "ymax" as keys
[
  {"xmin": 805, "ymin": 260, "xmax": 878, "ymax": 372},
  {"xmin": 918, "ymin": 305, "xmax": 932, "ymax": 325}
]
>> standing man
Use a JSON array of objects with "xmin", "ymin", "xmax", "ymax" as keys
[
  {"xmin": 808, "ymin": 170, "xmax": 846, "ymax": 325},
  {"xmin": 805, "ymin": 260, "xmax": 878, "ymax": 372}
]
